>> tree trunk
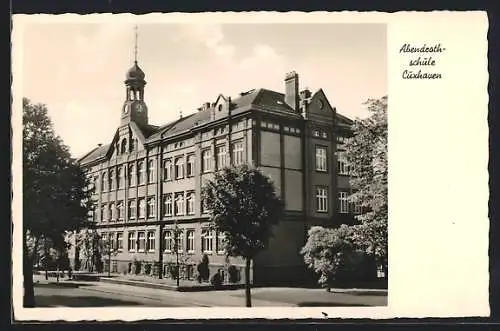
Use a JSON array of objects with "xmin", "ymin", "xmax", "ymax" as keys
[
  {"xmin": 23, "ymin": 231, "xmax": 35, "ymax": 307},
  {"xmin": 244, "ymin": 257, "xmax": 252, "ymax": 307},
  {"xmin": 158, "ymin": 225, "xmax": 164, "ymax": 279}
]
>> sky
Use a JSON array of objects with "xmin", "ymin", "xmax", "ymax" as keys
[{"xmin": 21, "ymin": 22, "xmax": 387, "ymax": 158}]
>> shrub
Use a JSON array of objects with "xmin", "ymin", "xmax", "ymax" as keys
[
  {"xmin": 197, "ymin": 254, "xmax": 210, "ymax": 282},
  {"xmin": 210, "ymin": 272, "xmax": 223, "ymax": 287},
  {"xmin": 227, "ymin": 265, "xmax": 240, "ymax": 284},
  {"xmin": 133, "ymin": 259, "xmax": 142, "ymax": 275},
  {"xmin": 144, "ymin": 263, "xmax": 152, "ymax": 275}
]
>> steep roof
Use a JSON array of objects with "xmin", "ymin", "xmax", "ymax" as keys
[{"xmin": 79, "ymin": 87, "xmax": 353, "ymax": 165}]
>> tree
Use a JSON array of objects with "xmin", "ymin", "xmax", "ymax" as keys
[
  {"xmin": 23, "ymin": 98, "xmax": 92, "ymax": 306},
  {"xmin": 344, "ymin": 95, "xmax": 388, "ymax": 275},
  {"xmin": 301, "ymin": 225, "xmax": 364, "ymax": 289},
  {"xmin": 201, "ymin": 164, "xmax": 285, "ymax": 307},
  {"xmin": 172, "ymin": 221, "xmax": 184, "ymax": 287}
]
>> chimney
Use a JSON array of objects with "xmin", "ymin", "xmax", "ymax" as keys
[{"xmin": 285, "ymin": 71, "xmax": 299, "ymax": 112}]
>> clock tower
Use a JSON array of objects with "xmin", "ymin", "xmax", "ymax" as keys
[{"xmin": 121, "ymin": 26, "xmax": 148, "ymax": 128}]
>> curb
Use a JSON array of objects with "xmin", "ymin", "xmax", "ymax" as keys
[
  {"xmin": 329, "ymin": 289, "xmax": 388, "ymax": 295},
  {"xmin": 100, "ymin": 277, "xmax": 246, "ymax": 292}
]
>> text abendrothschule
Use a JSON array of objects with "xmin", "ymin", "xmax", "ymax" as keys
[{"xmin": 400, "ymin": 43, "xmax": 445, "ymax": 79}]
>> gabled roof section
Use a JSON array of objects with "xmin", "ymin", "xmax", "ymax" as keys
[
  {"xmin": 78, "ymin": 143, "xmax": 111, "ymax": 165},
  {"xmin": 336, "ymin": 112, "xmax": 354, "ymax": 126}
]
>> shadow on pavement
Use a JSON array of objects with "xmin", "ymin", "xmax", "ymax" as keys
[
  {"xmin": 297, "ymin": 302, "xmax": 371, "ymax": 307},
  {"xmin": 34, "ymin": 295, "xmax": 142, "ymax": 307},
  {"xmin": 34, "ymin": 282, "xmax": 93, "ymax": 289}
]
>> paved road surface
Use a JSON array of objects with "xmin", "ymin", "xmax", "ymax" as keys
[{"xmin": 33, "ymin": 278, "xmax": 387, "ymax": 307}]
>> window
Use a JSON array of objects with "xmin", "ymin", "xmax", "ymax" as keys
[
  {"xmin": 216, "ymin": 145, "xmax": 227, "ymax": 169},
  {"xmin": 147, "ymin": 197, "xmax": 155, "ymax": 218},
  {"xmin": 109, "ymin": 170, "xmax": 114, "ymax": 190},
  {"xmin": 313, "ymin": 130, "xmax": 320, "ymax": 137},
  {"xmin": 201, "ymin": 197, "xmax": 210, "ymax": 214},
  {"xmin": 147, "ymin": 160, "xmax": 155, "ymax": 183},
  {"xmin": 216, "ymin": 231, "xmax": 226, "ymax": 254},
  {"xmin": 201, "ymin": 230, "xmax": 213, "ymax": 253},
  {"xmin": 163, "ymin": 159, "xmax": 172, "ymax": 181},
  {"xmin": 186, "ymin": 155, "xmax": 195, "ymax": 177},
  {"xmin": 128, "ymin": 164, "xmax": 136, "ymax": 187},
  {"xmin": 117, "ymin": 232, "xmax": 123, "ymax": 251},
  {"xmin": 316, "ymin": 187, "xmax": 328, "ymax": 212},
  {"xmin": 117, "ymin": 166, "xmax": 124, "ymax": 189},
  {"xmin": 338, "ymin": 191, "xmax": 348, "ymax": 214},
  {"xmin": 186, "ymin": 192, "xmax": 195, "ymax": 215},
  {"xmin": 315, "ymin": 146, "xmax": 328, "ymax": 172},
  {"xmin": 337, "ymin": 151, "xmax": 350, "ymax": 175},
  {"xmin": 354, "ymin": 201, "xmax": 362, "ymax": 214},
  {"xmin": 100, "ymin": 204, "xmax": 106, "ymax": 221},
  {"xmin": 186, "ymin": 230, "xmax": 195, "ymax": 253},
  {"xmin": 202, "ymin": 149, "xmax": 213, "ymax": 172},
  {"xmin": 174, "ymin": 231, "xmax": 184, "ymax": 253},
  {"xmin": 164, "ymin": 231, "xmax": 172, "ymax": 252},
  {"xmin": 101, "ymin": 232, "xmax": 108, "ymax": 243},
  {"xmin": 232, "ymin": 141, "xmax": 244, "ymax": 166},
  {"xmin": 128, "ymin": 200, "xmax": 136, "ymax": 219},
  {"xmin": 175, "ymin": 193, "xmax": 185, "ymax": 216},
  {"xmin": 138, "ymin": 161, "xmax": 145, "ymax": 184},
  {"xmin": 117, "ymin": 201, "xmax": 124, "ymax": 220},
  {"xmin": 138, "ymin": 232, "xmax": 146, "ymax": 252},
  {"xmin": 175, "ymin": 157, "xmax": 185, "ymax": 179},
  {"xmin": 128, "ymin": 231, "xmax": 136, "ymax": 251},
  {"xmin": 147, "ymin": 231, "xmax": 155, "ymax": 252},
  {"xmin": 94, "ymin": 176, "xmax": 99, "ymax": 192},
  {"xmin": 109, "ymin": 203, "xmax": 115, "ymax": 221},
  {"xmin": 164, "ymin": 194, "xmax": 173, "ymax": 216},
  {"xmin": 321, "ymin": 132, "xmax": 328, "ymax": 139},
  {"xmin": 138, "ymin": 198, "xmax": 146, "ymax": 218},
  {"xmin": 102, "ymin": 171, "xmax": 107, "ymax": 191},
  {"xmin": 109, "ymin": 232, "xmax": 116, "ymax": 251},
  {"xmin": 121, "ymin": 139, "xmax": 127, "ymax": 154}
]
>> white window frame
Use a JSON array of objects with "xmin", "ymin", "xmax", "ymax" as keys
[
  {"xmin": 232, "ymin": 141, "xmax": 244, "ymax": 166},
  {"xmin": 128, "ymin": 164, "xmax": 136, "ymax": 187},
  {"xmin": 186, "ymin": 230, "xmax": 195, "ymax": 253},
  {"xmin": 138, "ymin": 161, "xmax": 146, "ymax": 185},
  {"xmin": 316, "ymin": 187, "xmax": 328, "ymax": 213},
  {"xmin": 175, "ymin": 193, "xmax": 185, "ymax": 216},
  {"xmin": 117, "ymin": 166, "xmax": 124, "ymax": 189},
  {"xmin": 187, "ymin": 155, "xmax": 195, "ymax": 177},
  {"xmin": 202, "ymin": 149, "xmax": 213, "ymax": 172},
  {"xmin": 186, "ymin": 192, "xmax": 195, "ymax": 215},
  {"xmin": 315, "ymin": 146, "xmax": 328, "ymax": 172},
  {"xmin": 147, "ymin": 159, "xmax": 155, "ymax": 183},
  {"xmin": 147, "ymin": 231, "xmax": 156, "ymax": 252},
  {"xmin": 147, "ymin": 197, "xmax": 155, "ymax": 218},
  {"xmin": 339, "ymin": 191, "xmax": 349, "ymax": 214},
  {"xmin": 102, "ymin": 172, "xmax": 108, "ymax": 192},
  {"xmin": 128, "ymin": 199, "xmax": 136, "ymax": 219},
  {"xmin": 137, "ymin": 231, "xmax": 146, "ymax": 252},
  {"xmin": 117, "ymin": 232, "xmax": 123, "ymax": 251},
  {"xmin": 201, "ymin": 229, "xmax": 213, "ymax": 253},
  {"xmin": 109, "ymin": 203, "xmax": 115, "ymax": 221},
  {"xmin": 109, "ymin": 170, "xmax": 115, "ymax": 191},
  {"xmin": 337, "ymin": 151, "xmax": 350, "ymax": 175},
  {"xmin": 138, "ymin": 198, "xmax": 146, "ymax": 218},
  {"xmin": 164, "ymin": 159, "xmax": 172, "ymax": 181},
  {"xmin": 117, "ymin": 201, "xmax": 124, "ymax": 220},
  {"xmin": 128, "ymin": 231, "xmax": 136, "ymax": 252},
  {"xmin": 216, "ymin": 145, "xmax": 227, "ymax": 169},
  {"xmin": 175, "ymin": 157, "xmax": 185, "ymax": 179},
  {"xmin": 164, "ymin": 231, "xmax": 172, "ymax": 252},
  {"xmin": 164, "ymin": 194, "xmax": 173, "ymax": 216}
]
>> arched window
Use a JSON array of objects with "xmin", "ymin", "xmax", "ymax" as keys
[
  {"xmin": 186, "ymin": 192, "xmax": 195, "ymax": 215},
  {"xmin": 102, "ymin": 171, "xmax": 107, "ymax": 192},
  {"xmin": 109, "ymin": 170, "xmax": 114, "ymax": 190},
  {"xmin": 128, "ymin": 164, "xmax": 136, "ymax": 187},
  {"xmin": 218, "ymin": 104, "xmax": 223, "ymax": 112},
  {"xmin": 175, "ymin": 157, "xmax": 184, "ymax": 179},
  {"xmin": 117, "ymin": 166, "xmax": 123, "ymax": 189},
  {"xmin": 121, "ymin": 139, "xmax": 127, "ymax": 154},
  {"xmin": 175, "ymin": 193, "xmax": 185, "ymax": 216},
  {"xmin": 138, "ymin": 161, "xmax": 145, "ymax": 185},
  {"xmin": 147, "ymin": 159, "xmax": 155, "ymax": 183}
]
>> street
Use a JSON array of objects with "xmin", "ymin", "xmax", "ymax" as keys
[{"xmin": 33, "ymin": 278, "xmax": 387, "ymax": 307}]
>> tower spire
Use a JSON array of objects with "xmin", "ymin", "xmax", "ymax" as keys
[{"xmin": 134, "ymin": 24, "xmax": 138, "ymax": 63}]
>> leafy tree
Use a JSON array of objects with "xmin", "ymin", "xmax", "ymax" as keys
[
  {"xmin": 201, "ymin": 164, "xmax": 285, "ymax": 307},
  {"xmin": 301, "ymin": 225, "xmax": 363, "ymax": 289},
  {"xmin": 344, "ymin": 95, "xmax": 388, "ymax": 275},
  {"xmin": 23, "ymin": 98, "xmax": 92, "ymax": 306},
  {"xmin": 172, "ymin": 220, "xmax": 184, "ymax": 287}
]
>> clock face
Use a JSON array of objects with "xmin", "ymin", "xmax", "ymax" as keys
[{"xmin": 135, "ymin": 103, "xmax": 144, "ymax": 113}]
